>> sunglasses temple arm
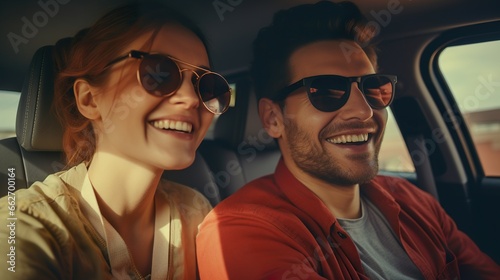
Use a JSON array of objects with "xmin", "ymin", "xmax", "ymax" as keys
[
  {"xmin": 104, "ymin": 51, "xmax": 148, "ymax": 69},
  {"xmin": 274, "ymin": 81, "xmax": 303, "ymax": 100}
]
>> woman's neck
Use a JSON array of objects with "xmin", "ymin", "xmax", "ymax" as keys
[
  {"xmin": 87, "ymin": 151, "xmax": 160, "ymax": 277},
  {"xmin": 87, "ymin": 151, "xmax": 162, "ymax": 230}
]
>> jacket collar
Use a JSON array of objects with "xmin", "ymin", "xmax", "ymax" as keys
[{"xmin": 273, "ymin": 157, "xmax": 402, "ymax": 236}]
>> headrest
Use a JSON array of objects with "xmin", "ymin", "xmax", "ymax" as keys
[
  {"xmin": 239, "ymin": 85, "xmax": 277, "ymax": 151},
  {"xmin": 16, "ymin": 45, "xmax": 63, "ymax": 151},
  {"xmin": 213, "ymin": 76, "xmax": 277, "ymax": 151}
]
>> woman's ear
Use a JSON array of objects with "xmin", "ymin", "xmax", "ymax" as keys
[
  {"xmin": 74, "ymin": 79, "xmax": 100, "ymax": 120},
  {"xmin": 258, "ymin": 98, "xmax": 283, "ymax": 138}
]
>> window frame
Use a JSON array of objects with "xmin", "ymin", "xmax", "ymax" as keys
[
  {"xmin": 424, "ymin": 22, "xmax": 500, "ymax": 180},
  {"xmin": 438, "ymin": 40, "xmax": 500, "ymax": 178}
]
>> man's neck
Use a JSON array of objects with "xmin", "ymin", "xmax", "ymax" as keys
[
  {"xmin": 288, "ymin": 163, "xmax": 362, "ymax": 219},
  {"xmin": 305, "ymin": 178, "xmax": 361, "ymax": 219}
]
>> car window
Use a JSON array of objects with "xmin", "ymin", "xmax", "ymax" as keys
[
  {"xmin": 0, "ymin": 91, "xmax": 20, "ymax": 140},
  {"xmin": 438, "ymin": 40, "xmax": 500, "ymax": 177},
  {"xmin": 379, "ymin": 108, "xmax": 415, "ymax": 173}
]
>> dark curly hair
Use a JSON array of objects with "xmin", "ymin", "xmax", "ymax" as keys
[{"xmin": 250, "ymin": 1, "xmax": 377, "ymax": 101}]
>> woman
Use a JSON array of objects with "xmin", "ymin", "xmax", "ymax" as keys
[{"xmin": 0, "ymin": 3, "xmax": 231, "ymax": 279}]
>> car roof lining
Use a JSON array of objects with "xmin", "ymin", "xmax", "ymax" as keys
[{"xmin": 1, "ymin": 0, "xmax": 499, "ymax": 92}]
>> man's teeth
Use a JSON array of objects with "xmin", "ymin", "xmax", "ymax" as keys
[
  {"xmin": 151, "ymin": 120, "xmax": 193, "ymax": 133},
  {"xmin": 327, "ymin": 134, "xmax": 369, "ymax": 144}
]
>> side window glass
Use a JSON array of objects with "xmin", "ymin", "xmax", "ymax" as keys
[
  {"xmin": 379, "ymin": 108, "xmax": 415, "ymax": 173},
  {"xmin": 439, "ymin": 40, "xmax": 500, "ymax": 177},
  {"xmin": 0, "ymin": 91, "xmax": 20, "ymax": 140}
]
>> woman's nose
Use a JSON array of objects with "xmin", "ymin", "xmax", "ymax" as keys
[{"xmin": 168, "ymin": 71, "xmax": 200, "ymax": 110}]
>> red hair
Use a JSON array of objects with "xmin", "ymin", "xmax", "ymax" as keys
[{"xmin": 52, "ymin": 3, "xmax": 208, "ymax": 167}]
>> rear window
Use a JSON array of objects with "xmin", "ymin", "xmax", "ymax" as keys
[
  {"xmin": 438, "ymin": 40, "xmax": 500, "ymax": 177},
  {"xmin": 379, "ymin": 108, "xmax": 414, "ymax": 173}
]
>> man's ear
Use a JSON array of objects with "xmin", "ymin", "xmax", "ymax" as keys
[
  {"xmin": 258, "ymin": 98, "xmax": 283, "ymax": 138},
  {"xmin": 74, "ymin": 79, "xmax": 100, "ymax": 120}
]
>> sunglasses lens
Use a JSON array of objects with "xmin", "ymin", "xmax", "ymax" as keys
[
  {"xmin": 308, "ymin": 76, "xmax": 349, "ymax": 112},
  {"xmin": 362, "ymin": 76, "xmax": 394, "ymax": 109},
  {"xmin": 139, "ymin": 54, "xmax": 180, "ymax": 96},
  {"xmin": 198, "ymin": 73, "xmax": 231, "ymax": 114},
  {"xmin": 137, "ymin": 53, "xmax": 230, "ymax": 114}
]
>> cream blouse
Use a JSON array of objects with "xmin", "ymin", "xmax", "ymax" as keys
[{"xmin": 0, "ymin": 162, "xmax": 212, "ymax": 279}]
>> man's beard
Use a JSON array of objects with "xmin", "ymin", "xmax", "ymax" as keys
[{"xmin": 283, "ymin": 117, "xmax": 380, "ymax": 186}]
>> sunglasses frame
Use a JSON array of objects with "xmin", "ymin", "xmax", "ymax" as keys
[
  {"xmin": 274, "ymin": 74, "xmax": 397, "ymax": 112},
  {"xmin": 105, "ymin": 50, "xmax": 231, "ymax": 115}
]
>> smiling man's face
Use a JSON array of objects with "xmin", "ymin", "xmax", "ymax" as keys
[{"xmin": 276, "ymin": 40, "xmax": 388, "ymax": 187}]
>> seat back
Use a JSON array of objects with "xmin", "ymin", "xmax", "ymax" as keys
[
  {"xmin": 0, "ymin": 45, "xmax": 65, "ymax": 196},
  {"xmin": 0, "ymin": 45, "xmax": 221, "ymax": 205},
  {"xmin": 198, "ymin": 76, "xmax": 281, "ymax": 200}
]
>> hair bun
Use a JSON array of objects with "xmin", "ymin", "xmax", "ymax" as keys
[{"xmin": 52, "ymin": 28, "xmax": 89, "ymax": 73}]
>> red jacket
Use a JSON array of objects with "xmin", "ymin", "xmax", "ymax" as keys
[{"xmin": 197, "ymin": 159, "xmax": 500, "ymax": 279}]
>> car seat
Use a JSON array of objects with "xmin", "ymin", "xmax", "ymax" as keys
[{"xmin": 198, "ymin": 76, "xmax": 282, "ymax": 200}]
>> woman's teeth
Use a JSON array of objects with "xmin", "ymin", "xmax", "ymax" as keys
[{"xmin": 151, "ymin": 120, "xmax": 193, "ymax": 133}]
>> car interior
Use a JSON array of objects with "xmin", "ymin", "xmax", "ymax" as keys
[{"xmin": 0, "ymin": 0, "xmax": 499, "ymax": 264}]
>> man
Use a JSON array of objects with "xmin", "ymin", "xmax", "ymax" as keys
[{"xmin": 196, "ymin": 1, "xmax": 500, "ymax": 279}]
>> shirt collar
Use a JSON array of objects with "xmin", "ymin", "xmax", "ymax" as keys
[
  {"xmin": 78, "ymin": 165, "xmax": 173, "ymax": 280},
  {"xmin": 273, "ymin": 158, "xmax": 401, "ymax": 235},
  {"xmin": 273, "ymin": 158, "xmax": 337, "ymax": 236}
]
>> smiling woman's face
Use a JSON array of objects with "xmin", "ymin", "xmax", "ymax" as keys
[{"xmin": 87, "ymin": 23, "xmax": 214, "ymax": 171}]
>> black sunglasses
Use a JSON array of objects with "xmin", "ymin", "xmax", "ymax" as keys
[
  {"xmin": 274, "ymin": 74, "xmax": 397, "ymax": 112},
  {"xmin": 105, "ymin": 50, "xmax": 231, "ymax": 115}
]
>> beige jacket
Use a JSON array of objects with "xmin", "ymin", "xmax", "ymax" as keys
[{"xmin": 0, "ymin": 163, "xmax": 212, "ymax": 279}]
